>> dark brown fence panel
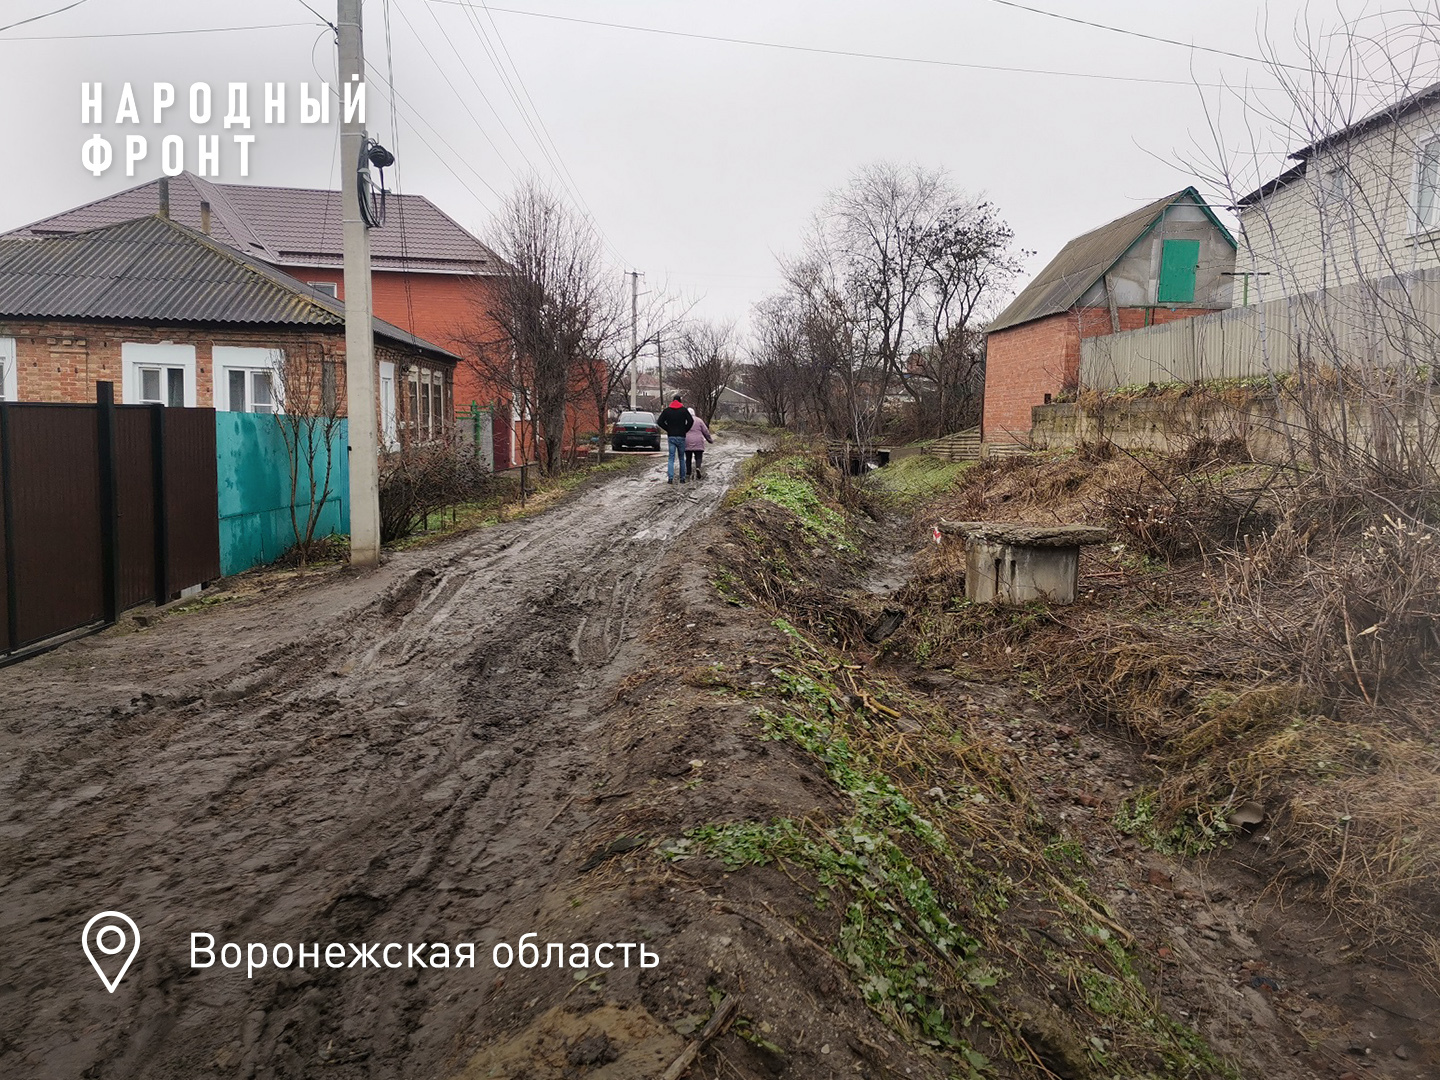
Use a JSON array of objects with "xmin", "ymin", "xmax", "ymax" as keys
[
  {"xmin": 160, "ymin": 407, "xmax": 220, "ymax": 598},
  {"xmin": 1, "ymin": 387, "xmax": 220, "ymax": 662},
  {"xmin": 115, "ymin": 406, "xmax": 158, "ymax": 610},
  {"xmin": 6, "ymin": 405, "xmax": 105, "ymax": 647},
  {"xmin": 0, "ymin": 426, "xmax": 9, "ymax": 655}
]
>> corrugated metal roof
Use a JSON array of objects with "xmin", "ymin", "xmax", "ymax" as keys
[
  {"xmin": 3, "ymin": 173, "xmax": 501, "ymax": 274},
  {"xmin": 0, "ymin": 214, "xmax": 460, "ymax": 362},
  {"xmin": 988, "ymin": 189, "xmax": 1228, "ymax": 334}
]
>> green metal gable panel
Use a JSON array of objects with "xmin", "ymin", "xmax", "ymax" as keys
[{"xmin": 1157, "ymin": 239, "xmax": 1200, "ymax": 303}]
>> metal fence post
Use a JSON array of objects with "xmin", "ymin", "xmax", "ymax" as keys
[
  {"xmin": 96, "ymin": 382, "xmax": 121, "ymax": 624},
  {"xmin": 150, "ymin": 403, "xmax": 169, "ymax": 604},
  {"xmin": 0, "ymin": 401, "xmax": 17, "ymax": 649}
]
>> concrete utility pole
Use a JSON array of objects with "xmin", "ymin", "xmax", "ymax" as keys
[
  {"xmin": 628, "ymin": 270, "xmax": 640, "ymax": 409},
  {"xmin": 339, "ymin": 0, "xmax": 381, "ymax": 567},
  {"xmin": 656, "ymin": 336, "xmax": 664, "ymax": 405}
]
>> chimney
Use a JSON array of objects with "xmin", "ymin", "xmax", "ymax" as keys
[
  {"xmin": 157, "ymin": 177, "xmax": 170, "ymax": 219},
  {"xmin": 200, "ymin": 200, "xmax": 211, "ymax": 235}
]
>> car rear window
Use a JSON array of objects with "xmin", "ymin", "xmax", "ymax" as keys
[{"xmin": 617, "ymin": 412, "xmax": 655, "ymax": 424}]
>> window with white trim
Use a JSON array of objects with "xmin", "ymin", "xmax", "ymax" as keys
[
  {"xmin": 406, "ymin": 365, "xmax": 448, "ymax": 442},
  {"xmin": 1416, "ymin": 137, "xmax": 1440, "ymax": 233},
  {"xmin": 122, "ymin": 342, "xmax": 196, "ymax": 407},
  {"xmin": 0, "ymin": 337, "xmax": 16, "ymax": 401},
  {"xmin": 213, "ymin": 346, "xmax": 283, "ymax": 413},
  {"xmin": 307, "ymin": 281, "xmax": 338, "ymax": 298}
]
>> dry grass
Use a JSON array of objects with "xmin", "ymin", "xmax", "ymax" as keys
[{"xmin": 899, "ymin": 445, "xmax": 1440, "ymax": 989}]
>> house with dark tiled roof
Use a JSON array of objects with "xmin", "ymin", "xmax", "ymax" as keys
[
  {"xmin": 0, "ymin": 213, "xmax": 457, "ymax": 451},
  {"xmin": 982, "ymin": 188, "xmax": 1236, "ymax": 445},
  {"xmin": 3, "ymin": 173, "xmax": 526, "ymax": 465}
]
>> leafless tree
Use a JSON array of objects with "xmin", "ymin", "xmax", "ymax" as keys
[
  {"xmin": 1180, "ymin": 7, "xmax": 1440, "ymax": 496},
  {"xmin": 750, "ymin": 162, "xmax": 1023, "ymax": 442},
  {"xmin": 670, "ymin": 319, "xmax": 738, "ymax": 423},
  {"xmin": 273, "ymin": 343, "xmax": 344, "ymax": 566},
  {"xmin": 462, "ymin": 179, "xmax": 621, "ymax": 475}
]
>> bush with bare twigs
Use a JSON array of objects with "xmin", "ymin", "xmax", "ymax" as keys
[{"xmin": 379, "ymin": 440, "xmax": 492, "ymax": 544}]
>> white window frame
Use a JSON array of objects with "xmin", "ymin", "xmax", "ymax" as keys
[
  {"xmin": 307, "ymin": 281, "xmax": 338, "ymax": 298},
  {"xmin": 122, "ymin": 342, "xmax": 197, "ymax": 407},
  {"xmin": 0, "ymin": 337, "xmax": 16, "ymax": 401},
  {"xmin": 379, "ymin": 360, "xmax": 398, "ymax": 451},
  {"xmin": 212, "ymin": 346, "xmax": 283, "ymax": 414},
  {"xmin": 1412, "ymin": 134, "xmax": 1440, "ymax": 236}
]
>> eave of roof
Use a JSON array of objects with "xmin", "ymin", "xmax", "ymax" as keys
[
  {"xmin": 1236, "ymin": 81, "xmax": 1440, "ymax": 208},
  {"xmin": 0, "ymin": 215, "xmax": 461, "ymax": 363},
  {"xmin": 988, "ymin": 187, "xmax": 1234, "ymax": 334}
]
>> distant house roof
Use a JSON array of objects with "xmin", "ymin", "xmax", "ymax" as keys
[
  {"xmin": 1, "ymin": 172, "xmax": 501, "ymax": 275},
  {"xmin": 1236, "ymin": 81, "xmax": 1440, "ymax": 207},
  {"xmin": 988, "ymin": 188, "xmax": 1235, "ymax": 334},
  {"xmin": 0, "ymin": 214, "xmax": 460, "ymax": 363}
]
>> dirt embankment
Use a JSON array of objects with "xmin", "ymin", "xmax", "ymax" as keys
[{"xmin": 3, "ymin": 440, "xmax": 1436, "ymax": 1080}]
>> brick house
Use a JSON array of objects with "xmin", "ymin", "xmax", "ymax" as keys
[
  {"xmin": 983, "ymin": 188, "xmax": 1236, "ymax": 445},
  {"xmin": 1235, "ymin": 81, "xmax": 1440, "ymax": 300},
  {"xmin": 1, "ymin": 172, "xmax": 524, "ymax": 465},
  {"xmin": 0, "ymin": 213, "xmax": 457, "ymax": 448}
]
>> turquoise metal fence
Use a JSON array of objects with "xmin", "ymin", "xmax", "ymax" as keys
[{"xmin": 215, "ymin": 413, "xmax": 349, "ymax": 576}]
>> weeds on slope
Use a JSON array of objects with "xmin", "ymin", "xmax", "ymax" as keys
[
  {"xmin": 681, "ymin": 449, "xmax": 1234, "ymax": 1079},
  {"xmin": 899, "ymin": 444, "xmax": 1440, "ymax": 990}
]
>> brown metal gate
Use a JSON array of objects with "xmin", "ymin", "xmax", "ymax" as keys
[{"xmin": 0, "ymin": 382, "xmax": 220, "ymax": 661}]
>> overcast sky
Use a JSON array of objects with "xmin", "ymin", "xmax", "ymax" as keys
[{"xmin": 0, "ymin": 0, "xmax": 1421, "ymax": 329}]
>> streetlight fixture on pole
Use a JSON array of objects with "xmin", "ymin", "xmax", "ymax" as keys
[{"xmin": 338, "ymin": 0, "xmax": 382, "ymax": 567}]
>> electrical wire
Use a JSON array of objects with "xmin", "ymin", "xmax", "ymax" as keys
[
  {"xmin": 379, "ymin": 0, "xmax": 421, "ymax": 349},
  {"xmin": 468, "ymin": 0, "xmax": 623, "ymax": 261},
  {"xmin": 394, "ymin": 1, "xmax": 524, "ymax": 181},
  {"xmin": 423, "ymin": 0, "xmax": 1279, "ymax": 91},
  {"xmin": 294, "ymin": 0, "xmax": 336, "ymax": 33},
  {"xmin": 0, "ymin": 0, "xmax": 91, "ymax": 35},
  {"xmin": 979, "ymin": 0, "xmax": 1303, "ymax": 72},
  {"xmin": 0, "ymin": 21, "xmax": 317, "ymax": 41},
  {"xmin": 431, "ymin": 0, "xmax": 627, "ymax": 264}
]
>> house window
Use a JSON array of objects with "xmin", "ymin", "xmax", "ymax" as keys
[
  {"xmin": 1322, "ymin": 167, "xmax": 1349, "ymax": 206},
  {"xmin": 308, "ymin": 281, "xmax": 339, "ymax": 298},
  {"xmin": 122, "ymin": 342, "xmax": 196, "ymax": 407},
  {"xmin": 0, "ymin": 337, "xmax": 16, "ymax": 401},
  {"xmin": 1156, "ymin": 238, "xmax": 1200, "ymax": 304},
  {"xmin": 1416, "ymin": 138, "xmax": 1440, "ymax": 233},
  {"xmin": 213, "ymin": 346, "xmax": 283, "ymax": 414},
  {"xmin": 406, "ymin": 365, "xmax": 448, "ymax": 441},
  {"xmin": 227, "ymin": 368, "xmax": 276, "ymax": 413}
]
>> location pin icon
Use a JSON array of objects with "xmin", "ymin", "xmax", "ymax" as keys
[{"xmin": 82, "ymin": 911, "xmax": 141, "ymax": 993}]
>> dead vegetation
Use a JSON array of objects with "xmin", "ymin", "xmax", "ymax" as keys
[
  {"xmin": 695, "ymin": 449, "xmax": 1238, "ymax": 1078},
  {"xmin": 896, "ymin": 441, "xmax": 1440, "ymax": 990}
]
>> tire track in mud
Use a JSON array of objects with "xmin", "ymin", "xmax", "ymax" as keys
[{"xmin": 0, "ymin": 443, "xmax": 753, "ymax": 1080}]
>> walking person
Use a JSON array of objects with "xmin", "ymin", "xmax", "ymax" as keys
[
  {"xmin": 655, "ymin": 396, "xmax": 694, "ymax": 483},
  {"xmin": 685, "ymin": 408, "xmax": 714, "ymax": 480}
]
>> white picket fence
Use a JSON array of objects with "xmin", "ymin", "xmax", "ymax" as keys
[{"xmin": 1079, "ymin": 269, "xmax": 1440, "ymax": 389}]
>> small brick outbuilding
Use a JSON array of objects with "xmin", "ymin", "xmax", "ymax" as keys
[{"xmin": 983, "ymin": 188, "xmax": 1236, "ymax": 447}]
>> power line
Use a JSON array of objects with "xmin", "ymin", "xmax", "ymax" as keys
[
  {"xmin": 0, "ymin": 21, "xmax": 317, "ymax": 41},
  {"xmin": 469, "ymin": 1, "xmax": 625, "ymax": 262},
  {"xmin": 424, "ymin": 1, "xmax": 1279, "ymax": 90},
  {"xmin": 979, "ymin": 0, "xmax": 1300, "ymax": 71},
  {"xmin": 365, "ymin": 66, "xmax": 505, "ymax": 207},
  {"xmin": 393, "ymin": 1, "xmax": 524, "ymax": 181},
  {"xmin": 294, "ymin": 0, "xmax": 335, "ymax": 33},
  {"xmin": 440, "ymin": 0, "xmax": 628, "ymax": 263},
  {"xmin": 0, "ymin": 0, "xmax": 92, "ymax": 35}
]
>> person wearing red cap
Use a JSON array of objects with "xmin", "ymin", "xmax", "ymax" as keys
[{"xmin": 655, "ymin": 396, "xmax": 694, "ymax": 483}]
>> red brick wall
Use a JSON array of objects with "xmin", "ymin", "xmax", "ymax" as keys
[
  {"xmin": 300, "ymin": 268, "xmax": 520, "ymax": 468},
  {"xmin": 983, "ymin": 306, "xmax": 1222, "ymax": 444},
  {"xmin": 0, "ymin": 320, "xmax": 453, "ymax": 447}
]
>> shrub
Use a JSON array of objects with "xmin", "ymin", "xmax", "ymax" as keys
[{"xmin": 379, "ymin": 438, "xmax": 492, "ymax": 544}]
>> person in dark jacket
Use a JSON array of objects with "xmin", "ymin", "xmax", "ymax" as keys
[{"xmin": 655, "ymin": 396, "xmax": 694, "ymax": 483}]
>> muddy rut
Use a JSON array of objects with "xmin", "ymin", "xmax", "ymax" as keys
[{"xmin": 0, "ymin": 443, "xmax": 751, "ymax": 1080}]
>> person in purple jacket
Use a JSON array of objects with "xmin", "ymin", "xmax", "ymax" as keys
[{"xmin": 684, "ymin": 408, "xmax": 715, "ymax": 480}]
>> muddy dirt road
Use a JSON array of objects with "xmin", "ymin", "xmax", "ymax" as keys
[{"xmin": 0, "ymin": 443, "xmax": 751, "ymax": 1079}]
